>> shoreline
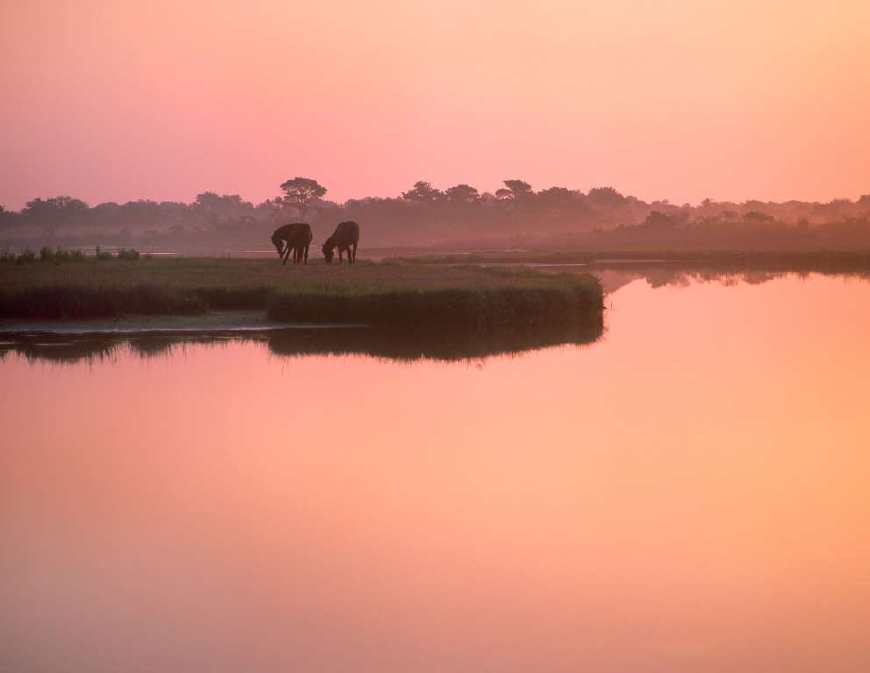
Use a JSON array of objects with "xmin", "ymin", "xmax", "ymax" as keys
[
  {"xmin": 0, "ymin": 311, "xmax": 365, "ymax": 336},
  {"xmin": 0, "ymin": 259, "xmax": 604, "ymax": 329}
]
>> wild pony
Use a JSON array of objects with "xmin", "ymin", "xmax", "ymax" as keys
[
  {"xmin": 271, "ymin": 222, "xmax": 313, "ymax": 265},
  {"xmin": 322, "ymin": 220, "xmax": 360, "ymax": 264}
]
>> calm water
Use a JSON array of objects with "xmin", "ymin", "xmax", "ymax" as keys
[{"xmin": 3, "ymin": 273, "xmax": 870, "ymax": 672}]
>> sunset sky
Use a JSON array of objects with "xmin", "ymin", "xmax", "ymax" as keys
[{"xmin": 2, "ymin": 0, "xmax": 869, "ymax": 210}]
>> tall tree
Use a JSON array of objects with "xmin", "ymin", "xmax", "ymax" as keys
[
  {"xmin": 445, "ymin": 184, "xmax": 480, "ymax": 204},
  {"xmin": 193, "ymin": 192, "xmax": 253, "ymax": 228},
  {"xmin": 22, "ymin": 196, "xmax": 89, "ymax": 237},
  {"xmin": 502, "ymin": 179, "xmax": 533, "ymax": 201},
  {"xmin": 401, "ymin": 181, "xmax": 444, "ymax": 203},
  {"xmin": 537, "ymin": 186, "xmax": 575, "ymax": 203},
  {"xmin": 643, "ymin": 211, "xmax": 677, "ymax": 228},
  {"xmin": 279, "ymin": 177, "xmax": 327, "ymax": 219},
  {"xmin": 588, "ymin": 186, "xmax": 625, "ymax": 206}
]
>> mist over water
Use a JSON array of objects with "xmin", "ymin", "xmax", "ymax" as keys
[{"xmin": 3, "ymin": 273, "xmax": 870, "ymax": 672}]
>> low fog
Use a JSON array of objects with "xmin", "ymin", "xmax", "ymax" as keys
[{"xmin": 3, "ymin": 178, "xmax": 870, "ymax": 254}]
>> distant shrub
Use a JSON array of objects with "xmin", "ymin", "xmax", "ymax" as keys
[
  {"xmin": 38, "ymin": 247, "xmax": 89, "ymax": 263},
  {"xmin": 55, "ymin": 249, "xmax": 78, "ymax": 263},
  {"xmin": 95, "ymin": 246, "xmax": 113, "ymax": 261},
  {"xmin": 267, "ymin": 283, "xmax": 604, "ymax": 331},
  {"xmin": 1, "ymin": 249, "xmax": 13, "ymax": 263},
  {"xmin": 15, "ymin": 249, "xmax": 36, "ymax": 265},
  {"xmin": 117, "ymin": 248, "xmax": 140, "ymax": 261}
]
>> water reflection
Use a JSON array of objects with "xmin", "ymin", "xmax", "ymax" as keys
[
  {"xmin": 0, "ymin": 318, "xmax": 604, "ymax": 365},
  {"xmin": 4, "ymin": 269, "xmax": 868, "ymax": 366},
  {"xmin": 3, "ymin": 272, "xmax": 870, "ymax": 673},
  {"xmin": 593, "ymin": 266, "xmax": 870, "ymax": 293}
]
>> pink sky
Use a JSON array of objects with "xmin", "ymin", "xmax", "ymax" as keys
[{"xmin": 2, "ymin": 0, "xmax": 869, "ymax": 210}]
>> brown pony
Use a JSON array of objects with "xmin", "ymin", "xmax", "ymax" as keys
[
  {"xmin": 322, "ymin": 220, "xmax": 360, "ymax": 264},
  {"xmin": 271, "ymin": 223, "xmax": 312, "ymax": 265}
]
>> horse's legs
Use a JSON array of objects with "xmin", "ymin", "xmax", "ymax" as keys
[
  {"xmin": 351, "ymin": 242, "xmax": 358, "ymax": 264},
  {"xmin": 338, "ymin": 248, "xmax": 344, "ymax": 263},
  {"xmin": 281, "ymin": 243, "xmax": 291, "ymax": 265},
  {"xmin": 304, "ymin": 244, "xmax": 309, "ymax": 264}
]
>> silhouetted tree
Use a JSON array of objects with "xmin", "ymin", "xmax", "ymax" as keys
[
  {"xmin": 193, "ymin": 192, "xmax": 254, "ymax": 228},
  {"xmin": 744, "ymin": 211, "xmax": 775, "ymax": 224},
  {"xmin": 445, "ymin": 184, "xmax": 480, "ymax": 204},
  {"xmin": 7, "ymin": 182, "xmax": 870, "ymax": 252},
  {"xmin": 21, "ymin": 196, "xmax": 89, "ymax": 237},
  {"xmin": 643, "ymin": 211, "xmax": 677, "ymax": 228},
  {"xmin": 279, "ymin": 177, "xmax": 327, "ymax": 219},
  {"xmin": 117, "ymin": 200, "xmax": 164, "ymax": 232},
  {"xmin": 0, "ymin": 204, "xmax": 14, "ymax": 228},
  {"xmin": 537, "ymin": 186, "xmax": 575, "ymax": 203},
  {"xmin": 502, "ymin": 179, "xmax": 533, "ymax": 201},
  {"xmin": 588, "ymin": 186, "xmax": 625, "ymax": 206},
  {"xmin": 401, "ymin": 181, "xmax": 444, "ymax": 203}
]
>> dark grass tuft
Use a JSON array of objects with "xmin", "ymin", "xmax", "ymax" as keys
[
  {"xmin": 267, "ymin": 282, "xmax": 603, "ymax": 330},
  {"xmin": 0, "ymin": 285, "xmax": 207, "ymax": 319},
  {"xmin": 116, "ymin": 248, "xmax": 140, "ymax": 261},
  {"xmin": 192, "ymin": 286, "xmax": 276, "ymax": 311}
]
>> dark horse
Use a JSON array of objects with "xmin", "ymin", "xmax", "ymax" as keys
[
  {"xmin": 322, "ymin": 220, "xmax": 360, "ymax": 264},
  {"xmin": 271, "ymin": 222, "xmax": 312, "ymax": 265}
]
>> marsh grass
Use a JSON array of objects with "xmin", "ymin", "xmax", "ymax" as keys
[
  {"xmin": 266, "ymin": 285, "xmax": 601, "ymax": 330},
  {"xmin": 0, "ymin": 257, "xmax": 604, "ymax": 326}
]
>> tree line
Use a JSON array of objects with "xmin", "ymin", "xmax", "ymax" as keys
[{"xmin": 2, "ymin": 177, "xmax": 870, "ymax": 252}]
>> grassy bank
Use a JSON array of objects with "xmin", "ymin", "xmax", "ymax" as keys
[{"xmin": 0, "ymin": 257, "xmax": 603, "ymax": 329}]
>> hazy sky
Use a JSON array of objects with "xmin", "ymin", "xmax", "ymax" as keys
[{"xmin": 2, "ymin": 0, "xmax": 869, "ymax": 209}]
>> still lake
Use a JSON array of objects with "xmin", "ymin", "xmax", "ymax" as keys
[{"xmin": 2, "ymin": 271, "xmax": 870, "ymax": 672}]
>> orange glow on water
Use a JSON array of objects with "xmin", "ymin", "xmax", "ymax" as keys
[{"xmin": 2, "ymin": 274, "xmax": 870, "ymax": 671}]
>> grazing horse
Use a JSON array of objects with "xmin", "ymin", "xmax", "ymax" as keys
[
  {"xmin": 271, "ymin": 222, "xmax": 312, "ymax": 265},
  {"xmin": 322, "ymin": 220, "xmax": 360, "ymax": 264}
]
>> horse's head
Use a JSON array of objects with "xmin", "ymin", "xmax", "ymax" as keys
[
  {"xmin": 322, "ymin": 241, "xmax": 334, "ymax": 263},
  {"xmin": 271, "ymin": 234, "xmax": 284, "ymax": 258}
]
